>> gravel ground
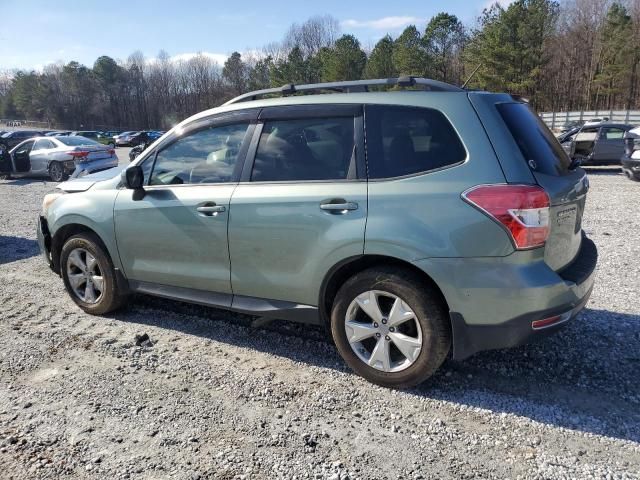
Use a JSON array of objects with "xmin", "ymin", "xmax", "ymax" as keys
[{"xmin": 0, "ymin": 165, "xmax": 639, "ymax": 479}]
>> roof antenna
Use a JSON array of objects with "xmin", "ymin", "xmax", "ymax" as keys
[{"xmin": 461, "ymin": 64, "xmax": 482, "ymax": 89}]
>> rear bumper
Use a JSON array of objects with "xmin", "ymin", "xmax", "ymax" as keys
[{"xmin": 413, "ymin": 234, "xmax": 598, "ymax": 360}]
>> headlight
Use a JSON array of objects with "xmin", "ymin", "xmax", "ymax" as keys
[{"xmin": 42, "ymin": 192, "xmax": 65, "ymax": 216}]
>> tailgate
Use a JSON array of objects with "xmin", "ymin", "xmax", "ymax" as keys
[
  {"xmin": 487, "ymin": 100, "xmax": 589, "ymax": 271},
  {"xmin": 533, "ymin": 169, "xmax": 588, "ymax": 270}
]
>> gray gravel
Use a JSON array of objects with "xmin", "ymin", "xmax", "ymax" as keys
[{"xmin": 0, "ymin": 166, "xmax": 639, "ymax": 479}]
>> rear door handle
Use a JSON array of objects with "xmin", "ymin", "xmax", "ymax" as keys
[
  {"xmin": 320, "ymin": 200, "xmax": 358, "ymax": 212},
  {"xmin": 196, "ymin": 203, "xmax": 226, "ymax": 216}
]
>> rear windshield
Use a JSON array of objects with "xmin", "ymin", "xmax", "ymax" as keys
[
  {"xmin": 497, "ymin": 102, "xmax": 571, "ymax": 176},
  {"xmin": 57, "ymin": 136, "xmax": 100, "ymax": 146}
]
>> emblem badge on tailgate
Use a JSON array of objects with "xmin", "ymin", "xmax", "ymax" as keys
[{"xmin": 557, "ymin": 206, "xmax": 577, "ymax": 225}]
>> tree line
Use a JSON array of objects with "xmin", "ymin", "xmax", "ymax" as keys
[{"xmin": 1, "ymin": 0, "xmax": 639, "ymax": 130}]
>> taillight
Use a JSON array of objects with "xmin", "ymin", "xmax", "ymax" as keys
[
  {"xmin": 108, "ymin": 148, "xmax": 115, "ymax": 155},
  {"xmin": 462, "ymin": 184, "xmax": 550, "ymax": 249},
  {"xmin": 69, "ymin": 150, "xmax": 89, "ymax": 158}
]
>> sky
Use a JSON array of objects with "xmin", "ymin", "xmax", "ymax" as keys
[{"xmin": 0, "ymin": 0, "xmax": 511, "ymax": 71}]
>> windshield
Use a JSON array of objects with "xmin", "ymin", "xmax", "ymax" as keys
[
  {"xmin": 57, "ymin": 136, "xmax": 101, "ymax": 146},
  {"xmin": 497, "ymin": 102, "xmax": 572, "ymax": 176}
]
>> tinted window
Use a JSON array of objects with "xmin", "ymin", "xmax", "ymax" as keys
[
  {"xmin": 33, "ymin": 139, "xmax": 55, "ymax": 150},
  {"xmin": 497, "ymin": 102, "xmax": 571, "ymax": 176},
  {"xmin": 251, "ymin": 117, "xmax": 354, "ymax": 182},
  {"xmin": 149, "ymin": 123, "xmax": 249, "ymax": 185},
  {"xmin": 365, "ymin": 105, "xmax": 466, "ymax": 179},
  {"xmin": 57, "ymin": 136, "xmax": 100, "ymax": 146}
]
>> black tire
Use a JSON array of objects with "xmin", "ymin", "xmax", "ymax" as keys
[
  {"xmin": 330, "ymin": 267, "xmax": 450, "ymax": 389},
  {"xmin": 48, "ymin": 161, "xmax": 68, "ymax": 182},
  {"xmin": 60, "ymin": 233, "xmax": 127, "ymax": 315}
]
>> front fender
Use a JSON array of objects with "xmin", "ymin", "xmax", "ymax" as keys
[{"xmin": 47, "ymin": 189, "xmax": 122, "ymax": 270}]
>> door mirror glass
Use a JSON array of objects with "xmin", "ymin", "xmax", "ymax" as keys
[{"xmin": 123, "ymin": 165, "xmax": 144, "ymax": 190}]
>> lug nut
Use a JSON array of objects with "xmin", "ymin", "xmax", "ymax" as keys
[
  {"xmin": 376, "ymin": 333, "xmax": 381, "ymax": 338},
  {"xmin": 373, "ymin": 322, "xmax": 378, "ymax": 328},
  {"xmin": 389, "ymin": 327, "xmax": 395, "ymax": 332},
  {"xmin": 385, "ymin": 335, "xmax": 390, "ymax": 341},
  {"xmin": 381, "ymin": 318, "xmax": 387, "ymax": 324}
]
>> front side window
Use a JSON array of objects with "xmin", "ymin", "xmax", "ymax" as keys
[
  {"xmin": 251, "ymin": 117, "xmax": 354, "ymax": 182},
  {"xmin": 365, "ymin": 105, "xmax": 466, "ymax": 179},
  {"xmin": 149, "ymin": 123, "xmax": 249, "ymax": 185}
]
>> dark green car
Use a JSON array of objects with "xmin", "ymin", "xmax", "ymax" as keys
[
  {"xmin": 71, "ymin": 131, "xmax": 116, "ymax": 148},
  {"xmin": 37, "ymin": 78, "xmax": 597, "ymax": 388}
]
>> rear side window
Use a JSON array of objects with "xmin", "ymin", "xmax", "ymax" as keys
[
  {"xmin": 497, "ymin": 103, "xmax": 571, "ymax": 176},
  {"xmin": 251, "ymin": 117, "xmax": 354, "ymax": 182},
  {"xmin": 365, "ymin": 105, "xmax": 466, "ymax": 179}
]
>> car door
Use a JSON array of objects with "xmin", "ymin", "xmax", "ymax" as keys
[
  {"xmin": 29, "ymin": 138, "xmax": 56, "ymax": 173},
  {"xmin": 114, "ymin": 112, "xmax": 257, "ymax": 301},
  {"xmin": 594, "ymin": 126, "xmax": 626, "ymax": 162},
  {"xmin": 11, "ymin": 140, "xmax": 34, "ymax": 172},
  {"xmin": 228, "ymin": 105, "xmax": 367, "ymax": 308}
]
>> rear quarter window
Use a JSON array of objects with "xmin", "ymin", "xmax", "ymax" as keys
[
  {"xmin": 365, "ymin": 105, "xmax": 466, "ymax": 179},
  {"xmin": 497, "ymin": 102, "xmax": 571, "ymax": 176}
]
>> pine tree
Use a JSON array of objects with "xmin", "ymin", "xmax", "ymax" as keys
[
  {"xmin": 321, "ymin": 34, "xmax": 367, "ymax": 82},
  {"xmin": 365, "ymin": 35, "xmax": 397, "ymax": 79},
  {"xmin": 393, "ymin": 26, "xmax": 428, "ymax": 76}
]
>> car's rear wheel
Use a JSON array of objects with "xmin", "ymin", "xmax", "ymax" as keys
[
  {"xmin": 48, "ymin": 161, "xmax": 67, "ymax": 182},
  {"xmin": 330, "ymin": 267, "xmax": 450, "ymax": 389},
  {"xmin": 60, "ymin": 233, "xmax": 127, "ymax": 315}
]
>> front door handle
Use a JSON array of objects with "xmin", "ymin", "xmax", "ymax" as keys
[
  {"xmin": 320, "ymin": 200, "xmax": 358, "ymax": 213},
  {"xmin": 196, "ymin": 203, "xmax": 226, "ymax": 216}
]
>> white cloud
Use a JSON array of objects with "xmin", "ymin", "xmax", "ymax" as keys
[{"xmin": 341, "ymin": 16, "xmax": 425, "ymax": 31}]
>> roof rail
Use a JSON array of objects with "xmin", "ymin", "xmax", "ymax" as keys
[{"xmin": 224, "ymin": 77, "xmax": 463, "ymax": 105}]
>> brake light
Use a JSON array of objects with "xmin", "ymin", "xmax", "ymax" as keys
[
  {"xmin": 69, "ymin": 150, "xmax": 89, "ymax": 158},
  {"xmin": 108, "ymin": 148, "xmax": 115, "ymax": 155},
  {"xmin": 462, "ymin": 184, "xmax": 550, "ymax": 249}
]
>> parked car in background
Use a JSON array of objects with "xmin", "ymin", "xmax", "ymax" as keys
[
  {"xmin": 558, "ymin": 126, "xmax": 581, "ymax": 155},
  {"xmin": 70, "ymin": 130, "xmax": 116, "ymax": 148},
  {"xmin": 0, "ymin": 130, "xmax": 43, "ymax": 149},
  {"xmin": 622, "ymin": 127, "xmax": 640, "ymax": 181},
  {"xmin": 115, "ymin": 131, "xmax": 139, "ymax": 146},
  {"xmin": 8, "ymin": 135, "xmax": 118, "ymax": 182},
  {"xmin": 559, "ymin": 120, "xmax": 584, "ymax": 133},
  {"xmin": 128, "ymin": 130, "xmax": 163, "ymax": 147},
  {"xmin": 37, "ymin": 77, "xmax": 597, "ymax": 388},
  {"xmin": 570, "ymin": 123, "xmax": 635, "ymax": 165}
]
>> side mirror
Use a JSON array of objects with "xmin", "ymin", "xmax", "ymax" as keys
[{"xmin": 122, "ymin": 165, "xmax": 144, "ymax": 190}]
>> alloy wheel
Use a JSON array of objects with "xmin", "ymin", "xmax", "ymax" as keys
[
  {"xmin": 49, "ymin": 162, "xmax": 63, "ymax": 182},
  {"xmin": 344, "ymin": 290, "xmax": 423, "ymax": 373},
  {"xmin": 66, "ymin": 248, "xmax": 104, "ymax": 304}
]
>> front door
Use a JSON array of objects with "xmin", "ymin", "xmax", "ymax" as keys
[
  {"xmin": 12, "ymin": 140, "xmax": 34, "ymax": 172},
  {"xmin": 114, "ymin": 120, "xmax": 254, "ymax": 299},
  {"xmin": 228, "ymin": 105, "xmax": 367, "ymax": 307}
]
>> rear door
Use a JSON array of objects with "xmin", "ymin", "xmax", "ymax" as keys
[
  {"xmin": 30, "ymin": 138, "xmax": 57, "ymax": 173},
  {"xmin": 228, "ymin": 104, "xmax": 367, "ymax": 307},
  {"xmin": 493, "ymin": 102, "xmax": 588, "ymax": 271}
]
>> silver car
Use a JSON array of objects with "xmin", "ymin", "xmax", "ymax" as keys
[{"xmin": 7, "ymin": 136, "xmax": 119, "ymax": 182}]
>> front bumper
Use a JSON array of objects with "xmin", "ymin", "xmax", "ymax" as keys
[
  {"xmin": 414, "ymin": 234, "xmax": 598, "ymax": 360},
  {"xmin": 36, "ymin": 215, "xmax": 53, "ymax": 269}
]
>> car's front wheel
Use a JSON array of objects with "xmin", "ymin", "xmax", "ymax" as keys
[
  {"xmin": 60, "ymin": 233, "xmax": 127, "ymax": 315},
  {"xmin": 331, "ymin": 267, "xmax": 450, "ymax": 389},
  {"xmin": 48, "ymin": 161, "xmax": 68, "ymax": 182}
]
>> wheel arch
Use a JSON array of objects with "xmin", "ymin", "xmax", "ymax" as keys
[
  {"xmin": 51, "ymin": 223, "xmax": 111, "ymax": 274},
  {"xmin": 319, "ymin": 254, "xmax": 451, "ymax": 328}
]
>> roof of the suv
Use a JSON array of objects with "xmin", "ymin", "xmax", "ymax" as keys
[{"xmin": 176, "ymin": 77, "xmax": 472, "ymax": 131}]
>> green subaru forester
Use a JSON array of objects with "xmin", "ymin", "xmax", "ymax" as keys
[{"xmin": 37, "ymin": 78, "xmax": 597, "ymax": 388}]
